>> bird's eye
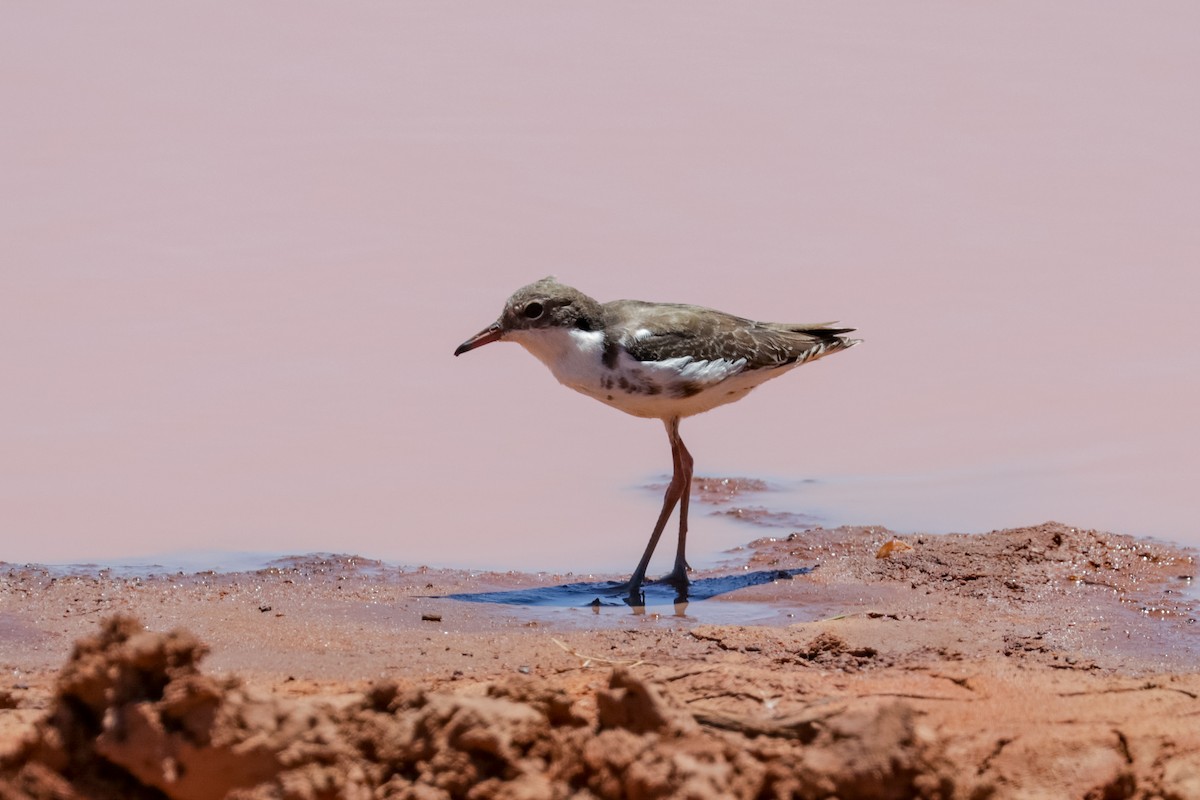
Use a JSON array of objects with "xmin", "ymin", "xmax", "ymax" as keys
[{"xmin": 523, "ymin": 302, "xmax": 544, "ymax": 319}]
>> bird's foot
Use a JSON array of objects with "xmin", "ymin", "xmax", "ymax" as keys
[
  {"xmin": 605, "ymin": 565, "xmax": 689, "ymax": 608},
  {"xmin": 655, "ymin": 564, "xmax": 691, "ymax": 589},
  {"xmin": 604, "ymin": 577, "xmax": 647, "ymax": 607}
]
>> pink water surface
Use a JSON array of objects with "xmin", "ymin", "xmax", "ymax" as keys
[{"xmin": 2, "ymin": 4, "xmax": 1197, "ymax": 572}]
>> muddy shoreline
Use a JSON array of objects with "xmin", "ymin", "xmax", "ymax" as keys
[{"xmin": 1, "ymin": 520, "xmax": 1198, "ymax": 798}]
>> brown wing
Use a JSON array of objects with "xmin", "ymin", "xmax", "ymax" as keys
[{"xmin": 605, "ymin": 300, "xmax": 857, "ymax": 370}]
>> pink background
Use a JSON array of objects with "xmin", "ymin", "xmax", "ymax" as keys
[{"xmin": 2, "ymin": 4, "xmax": 1197, "ymax": 571}]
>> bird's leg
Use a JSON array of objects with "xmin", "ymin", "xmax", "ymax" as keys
[
  {"xmin": 659, "ymin": 419, "xmax": 693, "ymax": 588},
  {"xmin": 623, "ymin": 417, "xmax": 687, "ymax": 598}
]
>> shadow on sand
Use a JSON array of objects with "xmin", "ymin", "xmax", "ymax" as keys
[{"xmin": 441, "ymin": 567, "xmax": 812, "ymax": 614}]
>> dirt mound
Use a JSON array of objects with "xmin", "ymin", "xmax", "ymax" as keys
[{"xmin": 1, "ymin": 615, "xmax": 952, "ymax": 799}]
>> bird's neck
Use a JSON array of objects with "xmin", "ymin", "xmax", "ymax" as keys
[{"xmin": 508, "ymin": 326, "xmax": 606, "ymax": 387}]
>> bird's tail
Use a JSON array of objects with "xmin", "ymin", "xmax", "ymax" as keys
[
  {"xmin": 776, "ymin": 324, "xmax": 861, "ymax": 367},
  {"xmin": 803, "ymin": 325, "xmax": 857, "ymax": 344},
  {"xmin": 773, "ymin": 323, "xmax": 861, "ymax": 347}
]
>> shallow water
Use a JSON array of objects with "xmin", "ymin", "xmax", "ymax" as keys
[{"xmin": 442, "ymin": 568, "xmax": 815, "ymax": 627}]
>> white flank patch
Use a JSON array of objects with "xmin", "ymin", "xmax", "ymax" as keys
[{"xmin": 649, "ymin": 355, "xmax": 747, "ymax": 384}]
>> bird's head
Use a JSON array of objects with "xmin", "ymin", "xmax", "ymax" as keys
[{"xmin": 454, "ymin": 277, "xmax": 603, "ymax": 356}]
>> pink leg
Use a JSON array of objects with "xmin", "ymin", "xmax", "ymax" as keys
[{"xmin": 625, "ymin": 418, "xmax": 692, "ymax": 594}]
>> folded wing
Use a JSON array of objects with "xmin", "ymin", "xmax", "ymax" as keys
[{"xmin": 608, "ymin": 300, "xmax": 858, "ymax": 370}]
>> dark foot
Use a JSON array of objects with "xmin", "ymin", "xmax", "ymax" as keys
[
  {"xmin": 655, "ymin": 565, "xmax": 691, "ymax": 588},
  {"xmin": 604, "ymin": 577, "xmax": 647, "ymax": 607},
  {"xmin": 622, "ymin": 590, "xmax": 646, "ymax": 610}
]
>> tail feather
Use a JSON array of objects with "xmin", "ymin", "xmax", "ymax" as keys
[
  {"xmin": 777, "ymin": 329, "xmax": 861, "ymax": 368},
  {"xmin": 766, "ymin": 322, "xmax": 859, "ymax": 346},
  {"xmin": 762, "ymin": 319, "xmax": 852, "ymax": 331},
  {"xmin": 800, "ymin": 326, "xmax": 856, "ymax": 345}
]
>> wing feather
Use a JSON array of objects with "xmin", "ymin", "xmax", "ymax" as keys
[{"xmin": 604, "ymin": 300, "xmax": 857, "ymax": 369}]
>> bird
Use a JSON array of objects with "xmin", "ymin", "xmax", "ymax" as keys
[{"xmin": 454, "ymin": 277, "xmax": 860, "ymax": 601}]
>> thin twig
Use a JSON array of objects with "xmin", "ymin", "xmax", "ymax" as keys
[{"xmin": 550, "ymin": 637, "xmax": 646, "ymax": 668}]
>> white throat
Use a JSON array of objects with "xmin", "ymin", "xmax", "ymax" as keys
[{"xmin": 507, "ymin": 327, "xmax": 606, "ymax": 392}]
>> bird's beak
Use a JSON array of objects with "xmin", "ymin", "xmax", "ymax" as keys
[{"xmin": 454, "ymin": 322, "xmax": 503, "ymax": 356}]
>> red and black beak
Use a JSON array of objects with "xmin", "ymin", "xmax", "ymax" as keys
[{"xmin": 454, "ymin": 322, "xmax": 503, "ymax": 356}]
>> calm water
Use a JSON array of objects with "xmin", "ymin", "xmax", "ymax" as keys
[{"xmin": 2, "ymin": 5, "xmax": 1197, "ymax": 571}]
